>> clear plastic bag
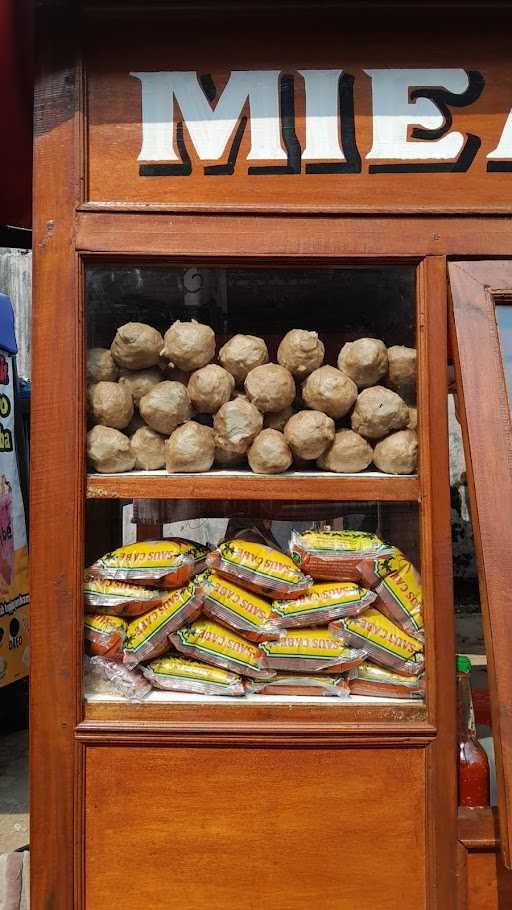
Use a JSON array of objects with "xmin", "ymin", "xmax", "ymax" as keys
[
  {"xmin": 260, "ymin": 628, "xmax": 366, "ymax": 673},
  {"xmin": 347, "ymin": 662, "xmax": 425, "ymax": 699},
  {"xmin": 142, "ymin": 654, "xmax": 244, "ymax": 697},
  {"xmin": 207, "ymin": 538, "xmax": 312, "ymax": 599},
  {"xmin": 89, "ymin": 538, "xmax": 208, "ymax": 588},
  {"xmin": 196, "ymin": 571, "xmax": 281, "ymax": 642},
  {"xmin": 245, "ymin": 674, "xmax": 350, "ymax": 697},
  {"xmin": 272, "ymin": 581, "xmax": 376, "ymax": 628},
  {"xmin": 171, "ymin": 618, "xmax": 273, "ymax": 679},
  {"xmin": 85, "ymin": 654, "xmax": 152, "ymax": 702},
  {"xmin": 84, "ymin": 614, "xmax": 127, "ymax": 659},
  {"xmin": 332, "ymin": 608, "xmax": 424, "ymax": 676},
  {"xmin": 123, "ymin": 582, "xmax": 202, "ymax": 669},
  {"xmin": 84, "ymin": 576, "xmax": 166, "ymax": 617},
  {"xmin": 357, "ymin": 550, "xmax": 423, "ymax": 641},
  {"xmin": 290, "ymin": 529, "xmax": 393, "ymax": 583}
]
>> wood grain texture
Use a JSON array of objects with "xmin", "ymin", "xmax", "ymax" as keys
[
  {"xmin": 30, "ymin": 6, "xmax": 83, "ymax": 909},
  {"xmin": 457, "ymin": 809, "xmax": 512, "ymax": 910},
  {"xmin": 86, "ymin": 471, "xmax": 420, "ymax": 501},
  {"xmin": 450, "ymin": 261, "xmax": 512, "ymax": 870},
  {"xmin": 418, "ymin": 257, "xmax": 458, "ymax": 909},
  {"xmin": 83, "ymin": 10, "xmax": 512, "ymax": 213},
  {"xmin": 84, "ymin": 745, "xmax": 426, "ymax": 910},
  {"xmin": 77, "ymin": 212, "xmax": 512, "ymax": 258}
]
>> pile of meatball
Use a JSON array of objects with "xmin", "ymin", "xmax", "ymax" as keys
[{"xmin": 86, "ymin": 321, "xmax": 417, "ymax": 475}]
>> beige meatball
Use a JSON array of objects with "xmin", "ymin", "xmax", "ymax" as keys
[
  {"xmin": 284, "ymin": 410, "xmax": 335, "ymax": 460},
  {"xmin": 165, "ymin": 421, "xmax": 215, "ymax": 473},
  {"xmin": 218, "ymin": 334, "xmax": 269, "ymax": 384},
  {"xmin": 160, "ymin": 320, "xmax": 215, "ymax": 371},
  {"xmin": 302, "ymin": 366, "xmax": 357, "ymax": 419},
  {"xmin": 213, "ymin": 398, "xmax": 263, "ymax": 455},
  {"xmin": 244, "ymin": 363, "xmax": 295, "ymax": 413},
  {"xmin": 407, "ymin": 406, "xmax": 418, "ymax": 431},
  {"xmin": 263, "ymin": 406, "xmax": 294, "ymax": 431},
  {"xmin": 130, "ymin": 426, "xmax": 166, "ymax": 470},
  {"xmin": 337, "ymin": 338, "xmax": 388, "ymax": 389},
  {"xmin": 277, "ymin": 330, "xmax": 325, "ymax": 378},
  {"xmin": 139, "ymin": 381, "xmax": 191, "ymax": 435},
  {"xmin": 87, "ymin": 348, "xmax": 119, "ymax": 384},
  {"xmin": 188, "ymin": 364, "xmax": 235, "ymax": 414},
  {"xmin": 111, "ymin": 323, "xmax": 164, "ymax": 370},
  {"xmin": 248, "ymin": 429, "xmax": 292, "ymax": 475},
  {"xmin": 351, "ymin": 386, "xmax": 409, "ymax": 440},
  {"xmin": 118, "ymin": 368, "xmax": 162, "ymax": 405},
  {"xmin": 387, "ymin": 346, "xmax": 417, "ymax": 399},
  {"xmin": 318, "ymin": 429, "xmax": 373, "ymax": 473},
  {"xmin": 89, "ymin": 381, "xmax": 134, "ymax": 430},
  {"xmin": 87, "ymin": 426, "xmax": 135, "ymax": 474},
  {"xmin": 373, "ymin": 429, "xmax": 418, "ymax": 474}
]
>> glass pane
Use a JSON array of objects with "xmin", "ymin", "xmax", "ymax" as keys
[
  {"xmin": 83, "ymin": 498, "xmax": 424, "ymax": 706},
  {"xmin": 86, "ymin": 264, "xmax": 417, "ymax": 478},
  {"xmin": 496, "ymin": 302, "xmax": 512, "ymax": 409}
]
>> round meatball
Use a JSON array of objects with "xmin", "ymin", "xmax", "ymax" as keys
[
  {"xmin": 165, "ymin": 421, "xmax": 215, "ymax": 473},
  {"xmin": 218, "ymin": 334, "xmax": 269, "ymax": 384},
  {"xmin": 351, "ymin": 386, "xmax": 409, "ymax": 440},
  {"xmin": 87, "ymin": 426, "xmax": 135, "ymax": 474},
  {"xmin": 89, "ymin": 381, "xmax": 134, "ymax": 430},
  {"xmin": 248, "ymin": 429, "xmax": 292, "ymax": 474},
  {"xmin": 87, "ymin": 348, "xmax": 119, "ymax": 384},
  {"xmin": 337, "ymin": 338, "xmax": 388, "ymax": 389},
  {"xmin": 213, "ymin": 398, "xmax": 263, "ymax": 455},
  {"xmin": 277, "ymin": 330, "xmax": 325, "ymax": 378},
  {"xmin": 188, "ymin": 364, "xmax": 235, "ymax": 414},
  {"xmin": 118, "ymin": 368, "xmax": 162, "ymax": 405},
  {"xmin": 407, "ymin": 406, "xmax": 418, "ymax": 431},
  {"xmin": 161, "ymin": 320, "xmax": 215, "ymax": 371},
  {"xmin": 139, "ymin": 381, "xmax": 191, "ymax": 435},
  {"xmin": 244, "ymin": 363, "xmax": 295, "ymax": 413},
  {"xmin": 130, "ymin": 426, "xmax": 166, "ymax": 470},
  {"xmin": 373, "ymin": 429, "xmax": 418, "ymax": 474},
  {"xmin": 318, "ymin": 429, "xmax": 373, "ymax": 473},
  {"xmin": 302, "ymin": 366, "xmax": 357, "ymax": 419},
  {"xmin": 111, "ymin": 323, "xmax": 164, "ymax": 370},
  {"xmin": 386, "ymin": 346, "xmax": 417, "ymax": 400},
  {"xmin": 284, "ymin": 410, "xmax": 335, "ymax": 460},
  {"xmin": 214, "ymin": 444, "xmax": 246, "ymax": 468}
]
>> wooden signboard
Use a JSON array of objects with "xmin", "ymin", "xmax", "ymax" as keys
[{"xmin": 85, "ymin": 13, "xmax": 512, "ymax": 213}]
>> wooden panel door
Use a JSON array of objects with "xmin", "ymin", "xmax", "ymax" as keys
[
  {"xmin": 450, "ymin": 261, "xmax": 512, "ymax": 869},
  {"xmin": 84, "ymin": 744, "xmax": 426, "ymax": 910}
]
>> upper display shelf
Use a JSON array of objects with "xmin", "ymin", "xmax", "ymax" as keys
[{"xmin": 86, "ymin": 264, "xmax": 418, "ymax": 490}]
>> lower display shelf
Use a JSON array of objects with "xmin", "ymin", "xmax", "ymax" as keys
[{"xmin": 85, "ymin": 689, "xmax": 424, "ymax": 707}]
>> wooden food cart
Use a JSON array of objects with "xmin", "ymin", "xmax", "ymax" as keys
[{"xmin": 31, "ymin": 2, "xmax": 512, "ymax": 908}]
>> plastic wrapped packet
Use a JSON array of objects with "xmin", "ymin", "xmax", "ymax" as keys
[
  {"xmin": 332, "ymin": 608, "xmax": 424, "ymax": 676},
  {"xmin": 123, "ymin": 582, "xmax": 202, "ymax": 669},
  {"xmin": 171, "ymin": 619, "xmax": 273, "ymax": 679},
  {"xmin": 84, "ymin": 614, "xmax": 127, "ymax": 659},
  {"xmin": 357, "ymin": 550, "xmax": 423, "ymax": 641},
  {"xmin": 289, "ymin": 529, "xmax": 394, "ymax": 583},
  {"xmin": 260, "ymin": 628, "xmax": 366, "ymax": 673},
  {"xmin": 207, "ymin": 538, "xmax": 312, "ymax": 600},
  {"xmin": 196, "ymin": 571, "xmax": 281, "ymax": 642},
  {"xmin": 88, "ymin": 538, "xmax": 209, "ymax": 588},
  {"xmin": 142, "ymin": 654, "xmax": 244, "ymax": 697},
  {"xmin": 347, "ymin": 662, "xmax": 425, "ymax": 699},
  {"xmin": 83, "ymin": 575, "xmax": 167, "ymax": 617},
  {"xmin": 85, "ymin": 654, "xmax": 152, "ymax": 702},
  {"xmin": 245, "ymin": 674, "xmax": 350, "ymax": 697},
  {"xmin": 272, "ymin": 581, "xmax": 376, "ymax": 628}
]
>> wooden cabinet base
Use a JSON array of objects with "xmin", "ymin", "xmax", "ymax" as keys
[
  {"xmin": 84, "ymin": 745, "xmax": 426, "ymax": 910},
  {"xmin": 457, "ymin": 808, "xmax": 512, "ymax": 910}
]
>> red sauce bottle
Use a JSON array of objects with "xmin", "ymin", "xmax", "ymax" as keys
[{"xmin": 457, "ymin": 655, "xmax": 490, "ymax": 807}]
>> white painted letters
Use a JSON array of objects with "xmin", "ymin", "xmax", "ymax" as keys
[
  {"xmin": 130, "ymin": 70, "xmax": 287, "ymax": 162},
  {"xmin": 364, "ymin": 68, "xmax": 469, "ymax": 160},
  {"xmin": 299, "ymin": 69, "xmax": 346, "ymax": 161},
  {"xmin": 487, "ymin": 109, "xmax": 512, "ymax": 160}
]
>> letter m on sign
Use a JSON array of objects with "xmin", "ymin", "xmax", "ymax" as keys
[{"xmin": 130, "ymin": 71, "xmax": 287, "ymax": 168}]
